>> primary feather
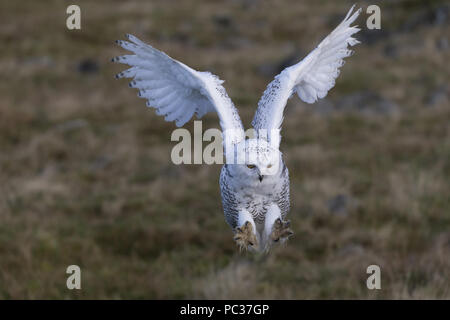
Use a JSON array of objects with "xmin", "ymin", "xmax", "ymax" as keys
[
  {"xmin": 252, "ymin": 5, "xmax": 361, "ymax": 148},
  {"xmin": 113, "ymin": 34, "xmax": 244, "ymax": 144}
]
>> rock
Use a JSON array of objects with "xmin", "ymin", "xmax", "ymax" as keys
[
  {"xmin": 436, "ymin": 37, "xmax": 449, "ymax": 51},
  {"xmin": 335, "ymin": 91, "xmax": 399, "ymax": 115},
  {"xmin": 312, "ymin": 99, "xmax": 335, "ymax": 115},
  {"xmin": 220, "ymin": 36, "xmax": 252, "ymax": 50},
  {"xmin": 357, "ymin": 28, "xmax": 390, "ymax": 46},
  {"xmin": 25, "ymin": 56, "xmax": 54, "ymax": 67},
  {"xmin": 171, "ymin": 32, "xmax": 191, "ymax": 44},
  {"xmin": 89, "ymin": 155, "xmax": 111, "ymax": 171},
  {"xmin": 425, "ymin": 85, "xmax": 449, "ymax": 107},
  {"xmin": 433, "ymin": 5, "xmax": 449, "ymax": 25},
  {"xmin": 213, "ymin": 14, "xmax": 233, "ymax": 29},
  {"xmin": 257, "ymin": 52, "xmax": 304, "ymax": 77},
  {"xmin": 402, "ymin": 5, "xmax": 449, "ymax": 32},
  {"xmin": 77, "ymin": 59, "xmax": 99, "ymax": 74},
  {"xmin": 55, "ymin": 119, "xmax": 88, "ymax": 132},
  {"xmin": 384, "ymin": 43, "xmax": 398, "ymax": 58},
  {"xmin": 306, "ymin": 91, "xmax": 398, "ymax": 116},
  {"xmin": 337, "ymin": 243, "xmax": 365, "ymax": 258},
  {"xmin": 257, "ymin": 63, "xmax": 277, "ymax": 78},
  {"xmin": 327, "ymin": 194, "xmax": 351, "ymax": 216},
  {"xmin": 239, "ymin": 0, "xmax": 258, "ymax": 10},
  {"xmin": 162, "ymin": 164, "xmax": 182, "ymax": 179}
]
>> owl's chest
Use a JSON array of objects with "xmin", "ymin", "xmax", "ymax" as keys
[
  {"xmin": 220, "ymin": 164, "xmax": 289, "ymax": 222},
  {"xmin": 234, "ymin": 181, "xmax": 282, "ymax": 219},
  {"xmin": 238, "ymin": 192, "xmax": 272, "ymax": 224}
]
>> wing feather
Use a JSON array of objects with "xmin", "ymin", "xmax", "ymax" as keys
[
  {"xmin": 113, "ymin": 35, "xmax": 244, "ymax": 145},
  {"xmin": 252, "ymin": 6, "xmax": 361, "ymax": 148}
]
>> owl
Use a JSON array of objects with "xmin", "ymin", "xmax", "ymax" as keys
[{"xmin": 113, "ymin": 6, "xmax": 361, "ymax": 251}]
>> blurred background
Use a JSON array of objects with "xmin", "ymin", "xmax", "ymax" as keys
[{"xmin": 0, "ymin": 0, "xmax": 449, "ymax": 299}]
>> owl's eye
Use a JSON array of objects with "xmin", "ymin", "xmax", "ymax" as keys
[
  {"xmin": 247, "ymin": 165, "xmax": 256, "ymax": 169},
  {"xmin": 267, "ymin": 164, "xmax": 273, "ymax": 169}
]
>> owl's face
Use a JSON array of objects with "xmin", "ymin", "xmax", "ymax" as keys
[{"xmin": 230, "ymin": 139, "xmax": 282, "ymax": 182}]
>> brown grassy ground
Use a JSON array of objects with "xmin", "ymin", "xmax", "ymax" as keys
[{"xmin": 0, "ymin": 0, "xmax": 449, "ymax": 299}]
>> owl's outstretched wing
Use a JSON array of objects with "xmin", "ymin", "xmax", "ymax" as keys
[
  {"xmin": 252, "ymin": 6, "xmax": 361, "ymax": 148},
  {"xmin": 113, "ymin": 34, "xmax": 244, "ymax": 145}
]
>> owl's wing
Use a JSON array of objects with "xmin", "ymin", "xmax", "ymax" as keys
[
  {"xmin": 113, "ymin": 34, "xmax": 244, "ymax": 145},
  {"xmin": 252, "ymin": 6, "xmax": 361, "ymax": 148}
]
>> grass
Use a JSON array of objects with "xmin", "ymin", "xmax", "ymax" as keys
[{"xmin": 0, "ymin": 0, "xmax": 449, "ymax": 299}]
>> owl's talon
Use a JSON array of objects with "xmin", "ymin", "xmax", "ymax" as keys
[
  {"xmin": 234, "ymin": 221, "xmax": 258, "ymax": 250},
  {"xmin": 270, "ymin": 218, "xmax": 293, "ymax": 243}
]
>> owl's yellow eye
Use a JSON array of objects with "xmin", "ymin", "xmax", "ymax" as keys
[
  {"xmin": 247, "ymin": 165, "xmax": 256, "ymax": 169},
  {"xmin": 267, "ymin": 164, "xmax": 273, "ymax": 169}
]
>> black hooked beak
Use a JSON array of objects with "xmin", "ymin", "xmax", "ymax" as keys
[{"xmin": 258, "ymin": 174, "xmax": 264, "ymax": 182}]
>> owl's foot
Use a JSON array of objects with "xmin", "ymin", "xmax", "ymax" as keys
[
  {"xmin": 234, "ymin": 221, "xmax": 258, "ymax": 251},
  {"xmin": 270, "ymin": 218, "xmax": 293, "ymax": 243}
]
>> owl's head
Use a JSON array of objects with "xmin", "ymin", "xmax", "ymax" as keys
[{"xmin": 229, "ymin": 138, "xmax": 281, "ymax": 182}]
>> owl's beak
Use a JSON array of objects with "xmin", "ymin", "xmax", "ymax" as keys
[{"xmin": 258, "ymin": 174, "xmax": 264, "ymax": 182}]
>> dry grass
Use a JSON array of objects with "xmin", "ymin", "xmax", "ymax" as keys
[{"xmin": 0, "ymin": 0, "xmax": 449, "ymax": 299}]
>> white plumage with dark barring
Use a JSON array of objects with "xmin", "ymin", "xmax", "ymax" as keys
[{"xmin": 113, "ymin": 6, "xmax": 361, "ymax": 252}]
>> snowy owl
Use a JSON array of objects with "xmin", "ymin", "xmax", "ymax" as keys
[{"xmin": 113, "ymin": 6, "xmax": 361, "ymax": 252}]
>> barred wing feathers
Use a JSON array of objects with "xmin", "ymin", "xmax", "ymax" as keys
[
  {"xmin": 113, "ymin": 34, "xmax": 244, "ymax": 143},
  {"xmin": 252, "ymin": 6, "xmax": 362, "ymax": 147}
]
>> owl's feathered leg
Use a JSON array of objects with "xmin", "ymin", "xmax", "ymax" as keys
[
  {"xmin": 264, "ymin": 204, "xmax": 293, "ymax": 250},
  {"xmin": 270, "ymin": 218, "xmax": 293, "ymax": 243},
  {"xmin": 233, "ymin": 210, "xmax": 258, "ymax": 251}
]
